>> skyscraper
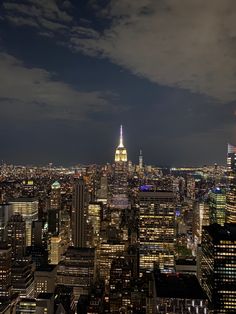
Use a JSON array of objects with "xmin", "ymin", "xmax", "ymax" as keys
[
  {"xmin": 226, "ymin": 144, "xmax": 236, "ymax": 223},
  {"xmin": 0, "ymin": 244, "xmax": 12, "ymax": 298},
  {"xmin": 227, "ymin": 143, "xmax": 236, "ymax": 176},
  {"xmin": 7, "ymin": 213, "xmax": 26, "ymax": 260},
  {"xmin": 57, "ymin": 247, "xmax": 95, "ymax": 301},
  {"xmin": 9, "ymin": 198, "xmax": 38, "ymax": 246},
  {"xmin": 112, "ymin": 125, "xmax": 128, "ymax": 211},
  {"xmin": 72, "ymin": 176, "xmax": 88, "ymax": 247},
  {"xmin": 50, "ymin": 181, "xmax": 61, "ymax": 210},
  {"xmin": 139, "ymin": 149, "xmax": 143, "ymax": 170},
  {"xmin": 0, "ymin": 203, "xmax": 12, "ymax": 242},
  {"xmin": 226, "ymin": 190, "xmax": 236, "ymax": 223},
  {"xmin": 201, "ymin": 223, "xmax": 236, "ymax": 313},
  {"xmin": 139, "ymin": 188, "xmax": 176, "ymax": 272},
  {"xmin": 209, "ymin": 188, "xmax": 226, "ymax": 226}
]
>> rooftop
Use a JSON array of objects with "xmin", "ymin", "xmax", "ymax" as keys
[
  {"xmin": 154, "ymin": 273, "xmax": 207, "ymax": 300},
  {"xmin": 204, "ymin": 223, "xmax": 236, "ymax": 242}
]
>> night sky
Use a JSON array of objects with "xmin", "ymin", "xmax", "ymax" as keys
[{"xmin": 0, "ymin": 0, "xmax": 236, "ymax": 166}]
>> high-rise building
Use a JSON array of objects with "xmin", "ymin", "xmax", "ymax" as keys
[
  {"xmin": 57, "ymin": 247, "xmax": 95, "ymax": 301},
  {"xmin": 34, "ymin": 265, "xmax": 57, "ymax": 295},
  {"xmin": 226, "ymin": 144, "xmax": 236, "ymax": 223},
  {"xmin": 87, "ymin": 202, "xmax": 101, "ymax": 247},
  {"xmin": 227, "ymin": 143, "xmax": 236, "ymax": 176},
  {"xmin": 209, "ymin": 188, "xmax": 226, "ymax": 226},
  {"xmin": 201, "ymin": 223, "xmax": 236, "ymax": 313},
  {"xmin": 139, "ymin": 188, "xmax": 176, "ymax": 272},
  {"xmin": 12, "ymin": 258, "xmax": 35, "ymax": 298},
  {"xmin": 7, "ymin": 213, "xmax": 26, "ymax": 260},
  {"xmin": 9, "ymin": 198, "xmax": 38, "ymax": 246},
  {"xmin": 109, "ymin": 257, "xmax": 133, "ymax": 313},
  {"xmin": 50, "ymin": 181, "xmax": 61, "ymax": 209},
  {"xmin": 48, "ymin": 234, "xmax": 64, "ymax": 265},
  {"xmin": 0, "ymin": 203, "xmax": 12, "ymax": 242},
  {"xmin": 139, "ymin": 149, "xmax": 143, "ymax": 170},
  {"xmin": 97, "ymin": 241, "xmax": 125, "ymax": 282},
  {"xmin": 0, "ymin": 244, "xmax": 12, "ymax": 298},
  {"xmin": 226, "ymin": 189, "xmax": 236, "ymax": 223},
  {"xmin": 112, "ymin": 125, "xmax": 128, "ymax": 211},
  {"xmin": 96, "ymin": 176, "xmax": 108, "ymax": 204},
  {"xmin": 193, "ymin": 201, "xmax": 204, "ymax": 245},
  {"xmin": 72, "ymin": 177, "xmax": 88, "ymax": 247},
  {"xmin": 47, "ymin": 208, "xmax": 59, "ymax": 235}
]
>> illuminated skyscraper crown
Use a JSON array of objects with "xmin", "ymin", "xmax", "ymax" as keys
[{"xmin": 115, "ymin": 125, "xmax": 127, "ymax": 162}]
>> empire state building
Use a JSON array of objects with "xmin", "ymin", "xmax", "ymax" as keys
[
  {"xmin": 112, "ymin": 125, "xmax": 129, "ymax": 210},
  {"xmin": 115, "ymin": 125, "xmax": 127, "ymax": 162}
]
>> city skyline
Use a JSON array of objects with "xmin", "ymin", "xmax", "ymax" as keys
[{"xmin": 1, "ymin": 1, "xmax": 236, "ymax": 166}]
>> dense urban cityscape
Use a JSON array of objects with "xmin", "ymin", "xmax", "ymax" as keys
[{"xmin": 0, "ymin": 126, "xmax": 235, "ymax": 313}]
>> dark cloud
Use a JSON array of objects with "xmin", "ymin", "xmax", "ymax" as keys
[
  {"xmin": 3, "ymin": 0, "xmax": 72, "ymax": 32},
  {"xmin": 69, "ymin": 0, "xmax": 236, "ymax": 102},
  {"xmin": 0, "ymin": 52, "xmax": 118, "ymax": 121}
]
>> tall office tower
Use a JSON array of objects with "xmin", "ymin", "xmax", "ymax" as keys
[
  {"xmin": 96, "ymin": 176, "xmax": 108, "ymax": 204},
  {"xmin": 112, "ymin": 125, "xmax": 128, "ymax": 210},
  {"xmin": 201, "ymin": 223, "xmax": 236, "ymax": 313},
  {"xmin": 209, "ymin": 188, "xmax": 226, "ymax": 226},
  {"xmin": 98, "ymin": 241, "xmax": 125, "ymax": 282},
  {"xmin": 48, "ymin": 234, "xmax": 64, "ymax": 265},
  {"xmin": 7, "ymin": 213, "xmax": 26, "ymax": 260},
  {"xmin": 50, "ymin": 181, "xmax": 61, "ymax": 209},
  {"xmin": 0, "ymin": 203, "xmax": 12, "ymax": 242},
  {"xmin": 186, "ymin": 176, "xmax": 196, "ymax": 200},
  {"xmin": 226, "ymin": 190, "xmax": 236, "ymax": 223},
  {"xmin": 57, "ymin": 247, "xmax": 95, "ymax": 301},
  {"xmin": 193, "ymin": 201, "xmax": 204, "ymax": 245},
  {"xmin": 109, "ymin": 257, "xmax": 132, "ymax": 313},
  {"xmin": 72, "ymin": 176, "xmax": 88, "ymax": 247},
  {"xmin": 47, "ymin": 208, "xmax": 59, "ymax": 235},
  {"xmin": 12, "ymin": 257, "xmax": 35, "ymax": 298},
  {"xmin": 31, "ymin": 220, "xmax": 43, "ymax": 247},
  {"xmin": 0, "ymin": 244, "xmax": 12, "ymax": 298},
  {"xmin": 139, "ymin": 149, "xmax": 143, "ymax": 170},
  {"xmin": 87, "ymin": 202, "xmax": 101, "ymax": 247},
  {"xmin": 139, "ymin": 188, "xmax": 176, "ymax": 272},
  {"xmin": 227, "ymin": 143, "xmax": 236, "ymax": 178},
  {"xmin": 9, "ymin": 198, "xmax": 38, "ymax": 246},
  {"xmin": 226, "ymin": 144, "xmax": 236, "ymax": 223}
]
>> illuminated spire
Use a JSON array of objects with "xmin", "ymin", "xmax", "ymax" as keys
[
  {"xmin": 118, "ymin": 125, "xmax": 124, "ymax": 148},
  {"xmin": 115, "ymin": 125, "xmax": 127, "ymax": 162}
]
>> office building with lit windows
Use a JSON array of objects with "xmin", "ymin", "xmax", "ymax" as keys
[
  {"xmin": 97, "ymin": 241, "xmax": 125, "ymax": 281},
  {"xmin": 112, "ymin": 125, "xmax": 129, "ymax": 211},
  {"xmin": 57, "ymin": 247, "xmax": 95, "ymax": 301},
  {"xmin": 209, "ymin": 188, "xmax": 226, "ymax": 226},
  {"xmin": 226, "ymin": 189, "xmax": 236, "ymax": 223},
  {"xmin": 227, "ymin": 143, "xmax": 236, "ymax": 176},
  {"xmin": 0, "ymin": 244, "xmax": 12, "ymax": 298},
  {"xmin": 201, "ymin": 223, "xmax": 236, "ymax": 313},
  {"xmin": 139, "ymin": 188, "xmax": 176, "ymax": 272},
  {"xmin": 7, "ymin": 213, "xmax": 26, "ymax": 260},
  {"xmin": 0, "ymin": 203, "xmax": 12, "ymax": 242},
  {"xmin": 9, "ymin": 198, "xmax": 38, "ymax": 246},
  {"xmin": 35, "ymin": 265, "xmax": 57, "ymax": 295},
  {"xmin": 87, "ymin": 202, "xmax": 101, "ymax": 247},
  {"xmin": 71, "ymin": 177, "xmax": 88, "ymax": 247}
]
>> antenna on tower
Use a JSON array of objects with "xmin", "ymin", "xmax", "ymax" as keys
[
  {"xmin": 118, "ymin": 125, "xmax": 124, "ymax": 148},
  {"xmin": 139, "ymin": 149, "xmax": 143, "ymax": 169}
]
